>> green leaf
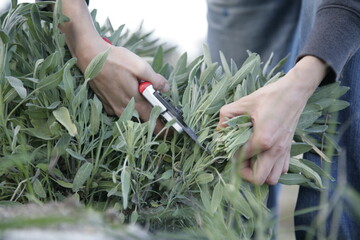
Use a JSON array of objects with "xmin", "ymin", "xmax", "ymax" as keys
[
  {"xmin": 0, "ymin": 30, "xmax": 9, "ymax": 44},
  {"xmin": 202, "ymin": 44, "xmax": 212, "ymax": 66},
  {"xmin": 152, "ymin": 46, "xmax": 164, "ymax": 72},
  {"xmin": 66, "ymin": 149, "xmax": 86, "ymax": 161},
  {"xmin": 130, "ymin": 210, "xmax": 138, "ymax": 224},
  {"xmin": 156, "ymin": 142, "xmax": 169, "ymax": 154},
  {"xmin": 108, "ymin": 24, "xmax": 125, "ymax": 44},
  {"xmin": 210, "ymin": 182, "xmax": 224, "ymax": 214},
  {"xmin": 89, "ymin": 99, "xmax": 100, "ymax": 135},
  {"xmin": 38, "ymin": 51, "xmax": 61, "ymax": 79},
  {"xmin": 53, "ymin": 107, "xmax": 77, "ymax": 137},
  {"xmin": 121, "ymin": 166, "xmax": 131, "ymax": 209},
  {"xmin": 224, "ymin": 184, "xmax": 253, "ymax": 219},
  {"xmin": 37, "ymin": 68, "xmax": 64, "ymax": 91},
  {"xmin": 63, "ymin": 58, "xmax": 77, "ymax": 100},
  {"xmin": 196, "ymin": 173, "xmax": 214, "ymax": 184},
  {"xmin": 220, "ymin": 51, "xmax": 231, "ymax": 77},
  {"xmin": 6, "ymin": 76, "xmax": 27, "ymax": 99},
  {"xmin": 297, "ymin": 112, "xmax": 321, "ymax": 130},
  {"xmin": 300, "ymin": 158, "xmax": 335, "ymax": 181},
  {"xmin": 279, "ymin": 173, "xmax": 309, "ymax": 185},
  {"xmin": 56, "ymin": 180, "xmax": 73, "ymax": 189},
  {"xmin": 254, "ymin": 185, "xmax": 269, "ymax": 203},
  {"xmin": 147, "ymin": 106, "xmax": 162, "ymax": 142},
  {"xmin": 289, "ymin": 158, "xmax": 323, "ymax": 189},
  {"xmin": 33, "ymin": 179, "xmax": 47, "ymax": 199},
  {"xmin": 118, "ymin": 98, "xmax": 136, "ymax": 123},
  {"xmin": 200, "ymin": 186, "xmax": 211, "ymax": 212},
  {"xmin": 107, "ymin": 184, "xmax": 120, "ymax": 197},
  {"xmin": 84, "ymin": 47, "xmax": 110, "ymax": 80},
  {"xmin": 326, "ymin": 100, "xmax": 350, "ymax": 113},
  {"xmin": 72, "ymin": 162, "xmax": 94, "ymax": 192},
  {"xmin": 304, "ymin": 125, "xmax": 328, "ymax": 133},
  {"xmin": 161, "ymin": 169, "xmax": 173, "ymax": 180},
  {"xmin": 290, "ymin": 143, "xmax": 312, "ymax": 157}
]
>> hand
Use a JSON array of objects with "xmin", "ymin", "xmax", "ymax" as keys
[
  {"xmin": 76, "ymin": 39, "xmax": 169, "ymax": 129},
  {"xmin": 217, "ymin": 56, "xmax": 327, "ymax": 185}
]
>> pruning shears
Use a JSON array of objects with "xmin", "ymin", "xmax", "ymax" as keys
[{"xmin": 139, "ymin": 82, "xmax": 210, "ymax": 154}]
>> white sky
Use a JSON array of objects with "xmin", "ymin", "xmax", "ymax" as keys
[{"xmin": 4, "ymin": 0, "xmax": 207, "ymax": 60}]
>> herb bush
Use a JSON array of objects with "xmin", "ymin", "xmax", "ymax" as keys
[{"xmin": 0, "ymin": 1, "xmax": 351, "ymax": 239}]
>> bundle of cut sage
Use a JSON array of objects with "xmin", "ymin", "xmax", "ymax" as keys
[{"xmin": 0, "ymin": 1, "xmax": 349, "ymax": 239}]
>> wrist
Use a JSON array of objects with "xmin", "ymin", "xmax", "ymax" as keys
[
  {"xmin": 80, "ymin": 39, "xmax": 112, "ymax": 72},
  {"xmin": 283, "ymin": 56, "xmax": 328, "ymax": 100}
]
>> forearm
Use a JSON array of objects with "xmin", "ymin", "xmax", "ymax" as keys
[
  {"xmin": 286, "ymin": 56, "xmax": 328, "ymax": 101},
  {"xmin": 59, "ymin": 0, "xmax": 106, "ymax": 70}
]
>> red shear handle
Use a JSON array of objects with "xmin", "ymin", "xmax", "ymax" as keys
[{"xmin": 139, "ymin": 81, "xmax": 153, "ymax": 94}]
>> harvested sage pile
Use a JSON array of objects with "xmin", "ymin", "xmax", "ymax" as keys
[{"xmin": 0, "ymin": 2, "xmax": 349, "ymax": 239}]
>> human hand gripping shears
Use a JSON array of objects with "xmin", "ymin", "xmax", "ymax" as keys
[{"xmin": 102, "ymin": 37, "xmax": 209, "ymax": 154}]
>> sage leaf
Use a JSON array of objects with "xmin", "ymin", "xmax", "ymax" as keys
[
  {"xmin": 118, "ymin": 98, "xmax": 136, "ymax": 123},
  {"xmin": 200, "ymin": 186, "xmax": 211, "ymax": 212},
  {"xmin": 66, "ymin": 149, "xmax": 86, "ymax": 161},
  {"xmin": 121, "ymin": 166, "xmax": 131, "ymax": 209},
  {"xmin": 37, "ymin": 68, "xmax": 64, "ymax": 91},
  {"xmin": 107, "ymin": 184, "xmax": 120, "ymax": 197},
  {"xmin": 152, "ymin": 46, "xmax": 164, "ymax": 73},
  {"xmin": 53, "ymin": 107, "xmax": 78, "ymax": 137},
  {"xmin": 210, "ymin": 182, "xmax": 224, "ymax": 214},
  {"xmin": 161, "ymin": 169, "xmax": 173, "ymax": 180},
  {"xmin": 279, "ymin": 173, "xmax": 309, "ymax": 185},
  {"xmin": 196, "ymin": 173, "xmax": 214, "ymax": 184},
  {"xmin": 130, "ymin": 210, "xmax": 138, "ymax": 224},
  {"xmin": 89, "ymin": 99, "xmax": 100, "ymax": 135},
  {"xmin": 33, "ymin": 178, "xmax": 46, "ymax": 198},
  {"xmin": 0, "ymin": 30, "xmax": 9, "ymax": 43},
  {"xmin": 84, "ymin": 47, "xmax": 110, "ymax": 80},
  {"xmin": 72, "ymin": 162, "xmax": 93, "ymax": 192},
  {"xmin": 56, "ymin": 180, "xmax": 73, "ymax": 189},
  {"xmin": 290, "ymin": 143, "xmax": 312, "ymax": 157},
  {"xmin": 6, "ymin": 76, "xmax": 27, "ymax": 99}
]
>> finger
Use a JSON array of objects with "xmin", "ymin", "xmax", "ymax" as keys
[
  {"xmin": 254, "ymin": 152, "xmax": 279, "ymax": 185},
  {"xmin": 265, "ymin": 152, "xmax": 287, "ymax": 185},
  {"xmin": 217, "ymin": 101, "xmax": 248, "ymax": 129},
  {"xmin": 238, "ymin": 158, "xmax": 254, "ymax": 181},
  {"xmin": 282, "ymin": 152, "xmax": 290, "ymax": 174}
]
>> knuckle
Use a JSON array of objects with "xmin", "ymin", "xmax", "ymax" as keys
[
  {"xmin": 219, "ymin": 106, "xmax": 230, "ymax": 118},
  {"xmin": 252, "ymin": 174, "xmax": 267, "ymax": 185},
  {"xmin": 274, "ymin": 144, "xmax": 286, "ymax": 154},
  {"xmin": 256, "ymin": 135, "xmax": 273, "ymax": 150}
]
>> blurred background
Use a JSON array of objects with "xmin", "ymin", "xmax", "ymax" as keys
[{"xmin": 0, "ymin": 0, "xmax": 207, "ymax": 61}]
